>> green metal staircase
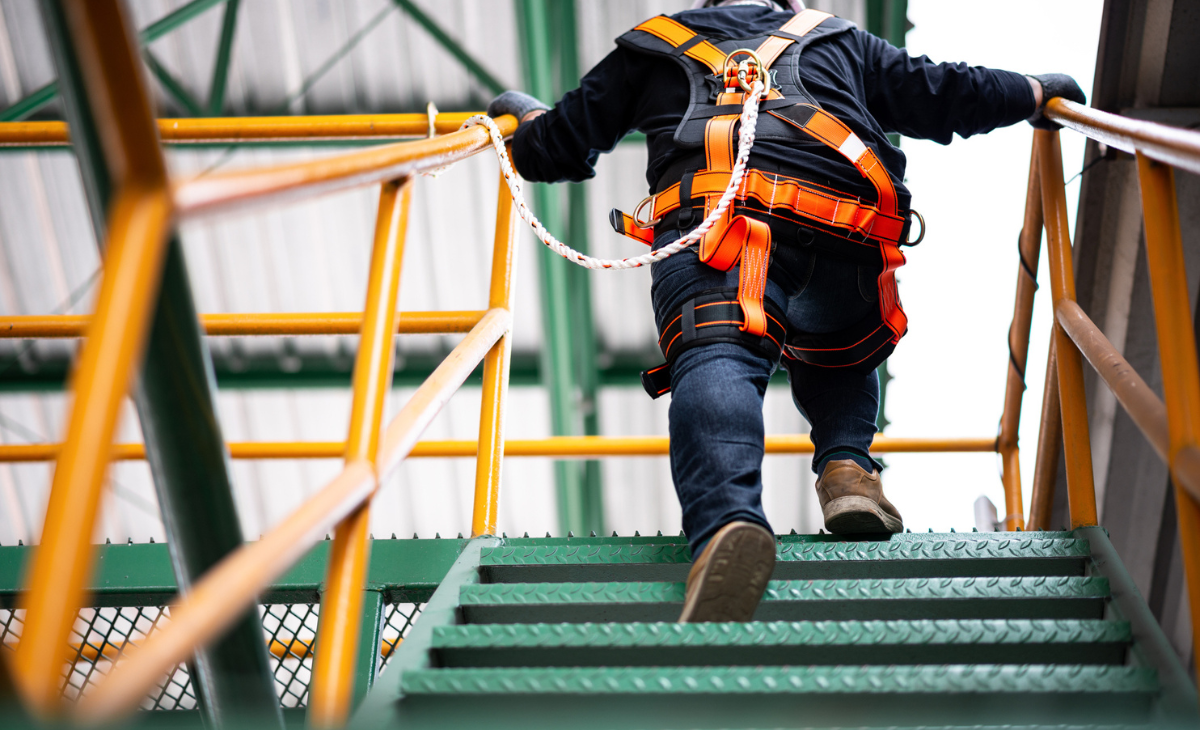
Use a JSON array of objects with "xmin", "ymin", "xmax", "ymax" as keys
[{"xmin": 352, "ymin": 528, "xmax": 1196, "ymax": 729}]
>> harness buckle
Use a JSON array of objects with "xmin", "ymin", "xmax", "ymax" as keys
[
  {"xmin": 905, "ymin": 209, "xmax": 926, "ymax": 246},
  {"xmin": 632, "ymin": 195, "xmax": 662, "ymax": 228},
  {"xmin": 722, "ymin": 49, "xmax": 771, "ymax": 98}
]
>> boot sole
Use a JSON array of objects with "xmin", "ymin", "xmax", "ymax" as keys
[
  {"xmin": 678, "ymin": 524, "xmax": 776, "ymax": 623},
  {"xmin": 824, "ymin": 495, "xmax": 904, "ymax": 535}
]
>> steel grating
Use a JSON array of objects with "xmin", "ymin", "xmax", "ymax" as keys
[
  {"xmin": 0, "ymin": 601, "xmax": 423, "ymax": 711},
  {"xmin": 400, "ymin": 664, "xmax": 1157, "ymax": 695},
  {"xmin": 432, "ymin": 619, "xmax": 1131, "ymax": 649}
]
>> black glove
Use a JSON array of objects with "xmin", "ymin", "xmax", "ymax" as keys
[
  {"xmin": 1027, "ymin": 73, "xmax": 1086, "ymax": 130},
  {"xmin": 487, "ymin": 90, "xmax": 550, "ymax": 122}
]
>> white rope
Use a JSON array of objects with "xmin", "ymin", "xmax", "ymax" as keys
[{"xmin": 456, "ymin": 80, "xmax": 765, "ymax": 270}]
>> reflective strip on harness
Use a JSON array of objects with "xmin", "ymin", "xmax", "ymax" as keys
[{"xmin": 633, "ymin": 16, "xmax": 728, "ymax": 74}]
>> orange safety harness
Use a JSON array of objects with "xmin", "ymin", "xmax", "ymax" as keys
[{"xmin": 610, "ymin": 10, "xmax": 923, "ymax": 393}]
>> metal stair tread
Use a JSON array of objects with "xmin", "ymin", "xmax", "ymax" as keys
[
  {"xmin": 400, "ymin": 664, "xmax": 1157, "ymax": 695},
  {"xmin": 432, "ymin": 618, "xmax": 1131, "ymax": 649},
  {"xmin": 461, "ymin": 576, "xmax": 1110, "ymax": 604},
  {"xmin": 479, "ymin": 538, "xmax": 1091, "ymax": 566}
]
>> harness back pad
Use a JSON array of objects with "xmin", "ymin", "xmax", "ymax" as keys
[{"xmin": 616, "ymin": 15, "xmax": 857, "ymax": 149}]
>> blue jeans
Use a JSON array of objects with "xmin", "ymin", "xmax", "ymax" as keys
[{"xmin": 650, "ymin": 229, "xmax": 883, "ymax": 557}]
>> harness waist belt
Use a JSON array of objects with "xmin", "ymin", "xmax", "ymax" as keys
[{"xmin": 650, "ymin": 169, "xmax": 906, "ymax": 245}]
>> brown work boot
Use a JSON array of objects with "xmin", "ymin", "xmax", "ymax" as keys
[
  {"xmin": 678, "ymin": 521, "xmax": 776, "ymax": 623},
  {"xmin": 815, "ymin": 459, "xmax": 904, "ymax": 535}
]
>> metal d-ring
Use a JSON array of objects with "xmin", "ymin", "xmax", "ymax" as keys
[
  {"xmin": 632, "ymin": 195, "xmax": 662, "ymax": 228},
  {"xmin": 906, "ymin": 209, "xmax": 926, "ymax": 246},
  {"xmin": 723, "ymin": 48, "xmax": 770, "ymax": 98}
]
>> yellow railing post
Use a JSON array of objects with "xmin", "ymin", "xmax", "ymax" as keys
[
  {"xmin": 1134, "ymin": 152, "xmax": 1200, "ymax": 692},
  {"xmin": 12, "ymin": 0, "xmax": 173, "ymax": 715},
  {"xmin": 308, "ymin": 178, "xmax": 413, "ymax": 728},
  {"xmin": 471, "ymin": 162, "xmax": 520, "ymax": 537},
  {"xmin": 1035, "ymin": 129, "xmax": 1098, "ymax": 528},
  {"xmin": 998, "ymin": 145, "xmax": 1045, "ymax": 530},
  {"xmin": 1027, "ymin": 336, "xmax": 1062, "ymax": 531}
]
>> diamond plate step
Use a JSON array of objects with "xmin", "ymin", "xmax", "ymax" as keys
[
  {"xmin": 478, "ymin": 538, "xmax": 1091, "ymax": 583},
  {"xmin": 396, "ymin": 665, "xmax": 1156, "ymax": 727},
  {"xmin": 459, "ymin": 576, "xmax": 1109, "ymax": 624},
  {"xmin": 432, "ymin": 619, "xmax": 1130, "ymax": 667}
]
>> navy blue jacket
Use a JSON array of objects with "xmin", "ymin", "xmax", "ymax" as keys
[{"xmin": 512, "ymin": 4, "xmax": 1036, "ymax": 212}]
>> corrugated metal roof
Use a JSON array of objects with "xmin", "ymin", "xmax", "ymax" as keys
[{"xmin": 0, "ymin": 0, "xmax": 852, "ymax": 546}]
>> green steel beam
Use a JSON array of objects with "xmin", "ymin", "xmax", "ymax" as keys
[
  {"xmin": 553, "ymin": 0, "xmax": 604, "ymax": 535},
  {"xmin": 864, "ymin": 0, "xmax": 909, "ymax": 438},
  {"xmin": 514, "ymin": 0, "xmax": 598, "ymax": 538},
  {"xmin": 206, "ymin": 0, "xmax": 241, "ymax": 116},
  {"xmin": 0, "ymin": 538, "xmax": 470, "ymax": 608},
  {"xmin": 143, "ymin": 48, "xmax": 205, "ymax": 117},
  {"xmin": 0, "ymin": 351, "xmax": 793, "ymax": 392},
  {"xmin": 1, "ymin": 0, "xmax": 231, "ymax": 122},
  {"xmin": 390, "ymin": 0, "xmax": 505, "ymax": 97},
  {"xmin": 37, "ymin": 1, "xmax": 279, "ymax": 725},
  {"xmin": 351, "ymin": 590, "xmax": 385, "ymax": 710}
]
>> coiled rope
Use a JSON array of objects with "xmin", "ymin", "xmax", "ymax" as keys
[{"xmin": 454, "ymin": 79, "xmax": 765, "ymax": 270}]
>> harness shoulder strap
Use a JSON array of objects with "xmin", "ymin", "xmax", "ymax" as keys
[
  {"xmin": 627, "ymin": 15, "xmax": 726, "ymax": 74},
  {"xmin": 755, "ymin": 10, "xmax": 833, "ymax": 71}
]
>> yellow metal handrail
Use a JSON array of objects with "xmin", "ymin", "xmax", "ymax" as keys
[
  {"xmin": 1003, "ymin": 97, "xmax": 1200, "ymax": 693},
  {"xmin": 0, "ymin": 435, "xmax": 998, "ymax": 462},
  {"xmin": 0, "ymin": 310, "xmax": 485, "ymax": 337},
  {"xmin": 0, "ymin": 112, "xmax": 484, "ymax": 147}
]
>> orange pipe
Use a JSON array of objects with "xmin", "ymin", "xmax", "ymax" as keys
[
  {"xmin": 81, "ymin": 311, "xmax": 508, "ymax": 723},
  {"xmin": 310, "ymin": 178, "xmax": 412, "ymax": 728},
  {"xmin": 0, "ymin": 113, "xmax": 483, "ymax": 147},
  {"xmin": 0, "ymin": 310, "xmax": 484, "ymax": 338},
  {"xmin": 998, "ymin": 144, "xmax": 1045, "ymax": 530},
  {"xmin": 172, "ymin": 115, "xmax": 518, "ymax": 219},
  {"xmin": 1135, "ymin": 152, "xmax": 1200, "ymax": 694},
  {"xmin": 1035, "ymin": 130, "xmax": 1098, "ymax": 528},
  {"xmin": 1045, "ymin": 98, "xmax": 1200, "ymax": 176},
  {"xmin": 14, "ymin": 188, "xmax": 173, "ymax": 712},
  {"xmin": 1028, "ymin": 337, "xmax": 1062, "ymax": 531},
  {"xmin": 472, "ymin": 162, "xmax": 519, "ymax": 537},
  {"xmin": 13, "ymin": 0, "xmax": 174, "ymax": 714},
  {"xmin": 0, "ymin": 435, "xmax": 998, "ymax": 464}
]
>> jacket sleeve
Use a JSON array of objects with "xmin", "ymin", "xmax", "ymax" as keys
[
  {"xmin": 858, "ymin": 30, "xmax": 1036, "ymax": 145},
  {"xmin": 510, "ymin": 48, "xmax": 639, "ymax": 183}
]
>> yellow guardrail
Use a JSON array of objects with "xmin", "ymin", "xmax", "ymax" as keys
[{"xmin": 1001, "ymin": 98, "xmax": 1200, "ymax": 692}]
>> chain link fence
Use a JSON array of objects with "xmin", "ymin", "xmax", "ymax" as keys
[{"xmin": 0, "ymin": 601, "xmax": 423, "ymax": 711}]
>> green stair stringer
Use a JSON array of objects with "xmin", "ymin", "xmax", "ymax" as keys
[{"xmin": 349, "ymin": 530, "xmax": 1199, "ymax": 730}]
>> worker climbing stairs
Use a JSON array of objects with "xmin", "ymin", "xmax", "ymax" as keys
[{"xmin": 353, "ymin": 528, "xmax": 1197, "ymax": 729}]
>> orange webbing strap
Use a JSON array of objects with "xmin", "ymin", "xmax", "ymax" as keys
[
  {"xmin": 878, "ymin": 241, "xmax": 908, "ymax": 339},
  {"xmin": 634, "ymin": 16, "xmax": 727, "ymax": 74},
  {"xmin": 734, "ymin": 216, "xmax": 771, "ymax": 336},
  {"xmin": 608, "ymin": 209, "xmax": 655, "ymax": 246},
  {"xmin": 650, "ymin": 169, "xmax": 906, "ymax": 244},
  {"xmin": 694, "ymin": 90, "xmax": 772, "ymax": 338},
  {"xmin": 754, "ymin": 10, "xmax": 832, "ymax": 70},
  {"xmin": 697, "ymin": 90, "xmax": 742, "ymax": 268},
  {"xmin": 771, "ymin": 104, "xmax": 898, "ymax": 217}
]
